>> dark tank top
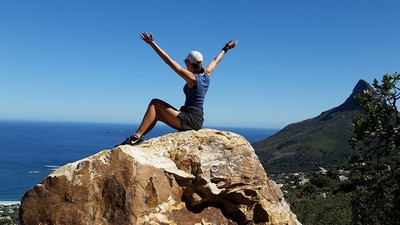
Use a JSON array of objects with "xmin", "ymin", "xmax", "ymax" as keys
[{"xmin": 182, "ymin": 73, "xmax": 210, "ymax": 112}]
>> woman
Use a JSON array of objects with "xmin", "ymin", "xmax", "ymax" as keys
[{"xmin": 116, "ymin": 32, "xmax": 238, "ymax": 146}]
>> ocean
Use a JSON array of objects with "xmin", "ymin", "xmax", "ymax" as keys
[{"xmin": 0, "ymin": 120, "xmax": 277, "ymax": 201}]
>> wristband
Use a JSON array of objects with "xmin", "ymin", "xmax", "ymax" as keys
[{"xmin": 222, "ymin": 46, "xmax": 229, "ymax": 53}]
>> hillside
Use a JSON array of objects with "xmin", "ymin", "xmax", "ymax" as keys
[{"xmin": 253, "ymin": 80, "xmax": 372, "ymax": 173}]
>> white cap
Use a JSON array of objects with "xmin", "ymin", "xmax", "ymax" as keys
[{"xmin": 184, "ymin": 51, "xmax": 203, "ymax": 64}]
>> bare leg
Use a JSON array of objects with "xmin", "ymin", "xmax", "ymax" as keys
[{"xmin": 135, "ymin": 98, "xmax": 181, "ymax": 136}]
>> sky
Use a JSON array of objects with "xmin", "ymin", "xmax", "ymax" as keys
[{"xmin": 1, "ymin": 0, "xmax": 399, "ymax": 129}]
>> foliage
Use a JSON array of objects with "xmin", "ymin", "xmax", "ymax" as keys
[
  {"xmin": 350, "ymin": 73, "xmax": 400, "ymax": 163},
  {"xmin": 0, "ymin": 216, "xmax": 13, "ymax": 225},
  {"xmin": 310, "ymin": 173, "xmax": 333, "ymax": 188},
  {"xmin": 348, "ymin": 73, "xmax": 400, "ymax": 225},
  {"xmin": 0, "ymin": 204, "xmax": 19, "ymax": 225},
  {"xmin": 287, "ymin": 192, "xmax": 351, "ymax": 225},
  {"xmin": 282, "ymin": 170, "xmax": 352, "ymax": 225}
]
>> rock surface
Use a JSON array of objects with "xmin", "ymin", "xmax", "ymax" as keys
[{"xmin": 20, "ymin": 129, "xmax": 301, "ymax": 225}]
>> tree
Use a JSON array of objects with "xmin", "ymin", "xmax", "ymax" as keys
[{"xmin": 349, "ymin": 72, "xmax": 400, "ymax": 225}]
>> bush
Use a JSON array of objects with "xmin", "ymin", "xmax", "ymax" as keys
[
  {"xmin": 287, "ymin": 192, "xmax": 351, "ymax": 225},
  {"xmin": 0, "ymin": 216, "xmax": 13, "ymax": 225},
  {"xmin": 349, "ymin": 73, "xmax": 400, "ymax": 225},
  {"xmin": 310, "ymin": 174, "xmax": 333, "ymax": 188}
]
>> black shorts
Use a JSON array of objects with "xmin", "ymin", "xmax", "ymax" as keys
[{"xmin": 178, "ymin": 106, "xmax": 204, "ymax": 131}]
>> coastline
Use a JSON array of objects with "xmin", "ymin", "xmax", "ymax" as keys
[
  {"xmin": 0, "ymin": 121, "xmax": 279, "ymax": 204},
  {"xmin": 0, "ymin": 201, "xmax": 20, "ymax": 206}
]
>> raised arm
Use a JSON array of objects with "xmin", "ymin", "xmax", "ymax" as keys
[
  {"xmin": 140, "ymin": 32, "xmax": 195, "ymax": 84},
  {"xmin": 206, "ymin": 40, "xmax": 238, "ymax": 75}
]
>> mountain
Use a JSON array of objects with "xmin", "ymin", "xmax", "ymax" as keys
[{"xmin": 253, "ymin": 80, "xmax": 372, "ymax": 173}]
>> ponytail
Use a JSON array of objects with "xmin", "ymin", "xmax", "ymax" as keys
[{"xmin": 192, "ymin": 62, "xmax": 204, "ymax": 74}]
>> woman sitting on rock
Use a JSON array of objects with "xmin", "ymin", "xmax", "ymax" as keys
[{"xmin": 116, "ymin": 32, "xmax": 238, "ymax": 146}]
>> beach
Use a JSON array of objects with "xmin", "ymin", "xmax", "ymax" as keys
[
  {"xmin": 0, "ymin": 201, "xmax": 20, "ymax": 206},
  {"xmin": 0, "ymin": 201, "xmax": 19, "ymax": 224}
]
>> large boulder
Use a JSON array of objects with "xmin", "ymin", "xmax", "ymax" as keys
[{"xmin": 20, "ymin": 129, "xmax": 301, "ymax": 225}]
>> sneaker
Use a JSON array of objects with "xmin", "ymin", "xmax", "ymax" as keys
[{"xmin": 114, "ymin": 133, "xmax": 144, "ymax": 147}]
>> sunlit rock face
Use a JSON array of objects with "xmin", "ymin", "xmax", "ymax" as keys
[{"xmin": 20, "ymin": 129, "xmax": 301, "ymax": 225}]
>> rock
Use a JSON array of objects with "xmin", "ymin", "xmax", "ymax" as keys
[
  {"xmin": 318, "ymin": 167, "xmax": 327, "ymax": 175},
  {"xmin": 339, "ymin": 175, "xmax": 348, "ymax": 182},
  {"xmin": 19, "ymin": 129, "xmax": 301, "ymax": 225}
]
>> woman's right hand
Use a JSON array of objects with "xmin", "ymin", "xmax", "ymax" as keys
[{"xmin": 140, "ymin": 32, "xmax": 154, "ymax": 44}]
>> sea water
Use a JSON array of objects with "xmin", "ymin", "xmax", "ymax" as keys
[{"xmin": 0, "ymin": 120, "xmax": 277, "ymax": 201}]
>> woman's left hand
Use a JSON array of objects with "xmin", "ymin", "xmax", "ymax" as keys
[
  {"xmin": 140, "ymin": 32, "xmax": 154, "ymax": 44},
  {"xmin": 224, "ymin": 40, "xmax": 238, "ymax": 50}
]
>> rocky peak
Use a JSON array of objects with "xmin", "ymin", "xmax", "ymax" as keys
[
  {"xmin": 321, "ymin": 79, "xmax": 372, "ymax": 120},
  {"xmin": 352, "ymin": 79, "xmax": 372, "ymax": 96},
  {"xmin": 19, "ymin": 129, "xmax": 301, "ymax": 225},
  {"xmin": 338, "ymin": 79, "xmax": 372, "ymax": 111}
]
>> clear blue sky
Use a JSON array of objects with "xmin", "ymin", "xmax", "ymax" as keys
[{"xmin": 1, "ymin": 1, "xmax": 399, "ymax": 129}]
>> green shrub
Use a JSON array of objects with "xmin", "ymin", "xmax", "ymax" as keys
[{"xmin": 349, "ymin": 73, "xmax": 400, "ymax": 225}]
